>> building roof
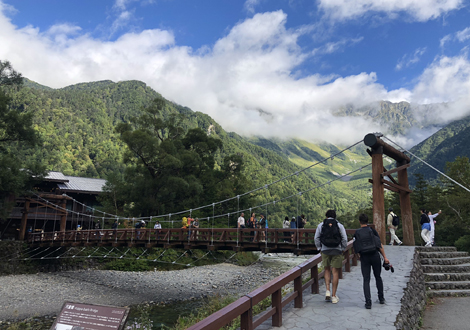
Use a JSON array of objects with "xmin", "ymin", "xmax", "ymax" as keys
[
  {"xmin": 57, "ymin": 175, "xmax": 107, "ymax": 194},
  {"xmin": 44, "ymin": 171, "xmax": 69, "ymax": 183}
]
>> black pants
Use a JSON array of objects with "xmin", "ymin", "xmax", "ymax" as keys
[{"xmin": 360, "ymin": 252, "xmax": 384, "ymax": 302}]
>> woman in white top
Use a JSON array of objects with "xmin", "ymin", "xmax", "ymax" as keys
[
  {"xmin": 428, "ymin": 210, "xmax": 441, "ymax": 245},
  {"xmin": 283, "ymin": 216, "xmax": 290, "ymax": 242}
]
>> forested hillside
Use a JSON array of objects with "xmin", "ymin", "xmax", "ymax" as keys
[
  {"xmin": 8, "ymin": 79, "xmax": 373, "ymax": 225},
  {"xmin": 408, "ymin": 115, "xmax": 470, "ymax": 183}
]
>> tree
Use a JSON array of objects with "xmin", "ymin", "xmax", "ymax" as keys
[
  {"xmin": 100, "ymin": 97, "xmax": 251, "ymax": 220},
  {"xmin": 0, "ymin": 60, "xmax": 44, "ymax": 218}
]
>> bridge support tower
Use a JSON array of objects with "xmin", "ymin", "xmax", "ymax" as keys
[{"xmin": 364, "ymin": 133, "xmax": 415, "ymax": 246}]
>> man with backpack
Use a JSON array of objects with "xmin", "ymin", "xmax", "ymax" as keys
[
  {"xmin": 314, "ymin": 210, "xmax": 347, "ymax": 304},
  {"xmin": 387, "ymin": 208, "xmax": 402, "ymax": 246},
  {"xmin": 353, "ymin": 213, "xmax": 390, "ymax": 309}
]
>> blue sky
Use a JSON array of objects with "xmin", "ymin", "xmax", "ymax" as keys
[{"xmin": 1, "ymin": 0, "xmax": 470, "ymax": 145}]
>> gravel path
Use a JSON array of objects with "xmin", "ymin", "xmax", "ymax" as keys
[{"xmin": 0, "ymin": 262, "xmax": 281, "ymax": 321}]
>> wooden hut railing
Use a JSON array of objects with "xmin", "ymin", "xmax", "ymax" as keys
[{"xmin": 187, "ymin": 240, "xmax": 357, "ymax": 330}]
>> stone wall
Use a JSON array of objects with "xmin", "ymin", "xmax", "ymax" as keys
[{"xmin": 395, "ymin": 249, "xmax": 426, "ymax": 330}]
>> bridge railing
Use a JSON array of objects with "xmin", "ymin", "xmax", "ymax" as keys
[
  {"xmin": 186, "ymin": 240, "xmax": 356, "ymax": 330},
  {"xmin": 27, "ymin": 228, "xmax": 360, "ymax": 247}
]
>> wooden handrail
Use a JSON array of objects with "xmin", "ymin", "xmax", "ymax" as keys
[{"xmin": 187, "ymin": 240, "xmax": 356, "ymax": 330}]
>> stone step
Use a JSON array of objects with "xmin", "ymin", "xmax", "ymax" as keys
[
  {"xmin": 417, "ymin": 246, "xmax": 457, "ymax": 253},
  {"xmin": 419, "ymin": 251, "xmax": 469, "ymax": 259},
  {"xmin": 427, "ymin": 289, "xmax": 470, "ymax": 298},
  {"xmin": 422, "ymin": 263, "xmax": 470, "ymax": 274},
  {"xmin": 425, "ymin": 281, "xmax": 470, "ymax": 290},
  {"xmin": 425, "ymin": 273, "xmax": 470, "ymax": 282},
  {"xmin": 421, "ymin": 256, "xmax": 470, "ymax": 265}
]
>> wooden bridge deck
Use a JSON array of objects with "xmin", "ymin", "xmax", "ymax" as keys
[{"xmin": 26, "ymin": 228, "xmax": 358, "ymax": 255}]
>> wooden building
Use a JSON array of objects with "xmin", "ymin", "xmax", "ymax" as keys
[{"xmin": 1, "ymin": 171, "xmax": 106, "ymax": 240}]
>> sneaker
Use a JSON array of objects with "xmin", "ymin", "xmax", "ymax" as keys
[
  {"xmin": 331, "ymin": 296, "xmax": 339, "ymax": 304},
  {"xmin": 398, "ymin": 242, "xmax": 403, "ymax": 246},
  {"xmin": 325, "ymin": 290, "xmax": 331, "ymax": 301},
  {"xmin": 379, "ymin": 298, "xmax": 385, "ymax": 304},
  {"xmin": 425, "ymin": 242, "xmax": 432, "ymax": 247},
  {"xmin": 388, "ymin": 243, "xmax": 393, "ymax": 246},
  {"xmin": 365, "ymin": 301, "xmax": 372, "ymax": 309}
]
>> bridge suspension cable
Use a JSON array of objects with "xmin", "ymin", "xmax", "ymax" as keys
[
  {"xmin": 27, "ymin": 158, "xmax": 372, "ymax": 232},
  {"xmin": 383, "ymin": 136, "xmax": 470, "ymax": 193},
  {"xmin": 29, "ymin": 138, "xmax": 365, "ymax": 223}
]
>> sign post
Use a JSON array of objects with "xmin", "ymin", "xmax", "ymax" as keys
[{"xmin": 50, "ymin": 302, "xmax": 130, "ymax": 330}]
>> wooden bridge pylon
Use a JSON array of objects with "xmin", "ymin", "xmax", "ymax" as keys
[{"xmin": 364, "ymin": 133, "xmax": 415, "ymax": 246}]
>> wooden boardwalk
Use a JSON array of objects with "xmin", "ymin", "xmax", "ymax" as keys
[{"xmin": 26, "ymin": 228, "xmax": 357, "ymax": 255}]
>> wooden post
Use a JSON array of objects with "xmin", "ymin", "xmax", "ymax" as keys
[
  {"xmin": 272, "ymin": 288, "xmax": 282, "ymax": 327},
  {"xmin": 344, "ymin": 248, "xmax": 351, "ymax": 272},
  {"xmin": 60, "ymin": 199, "xmax": 67, "ymax": 232},
  {"xmin": 294, "ymin": 275, "xmax": 303, "ymax": 308},
  {"xmin": 371, "ymin": 148, "xmax": 386, "ymax": 244},
  {"xmin": 397, "ymin": 160, "xmax": 415, "ymax": 246},
  {"xmin": 19, "ymin": 200, "xmax": 30, "ymax": 241},
  {"xmin": 240, "ymin": 309, "xmax": 253, "ymax": 330},
  {"xmin": 311, "ymin": 264, "xmax": 319, "ymax": 294}
]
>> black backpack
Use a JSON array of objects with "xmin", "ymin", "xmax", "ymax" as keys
[
  {"xmin": 354, "ymin": 227, "xmax": 381, "ymax": 254},
  {"xmin": 320, "ymin": 218, "xmax": 342, "ymax": 247},
  {"xmin": 392, "ymin": 214, "xmax": 400, "ymax": 227},
  {"xmin": 259, "ymin": 218, "xmax": 266, "ymax": 227}
]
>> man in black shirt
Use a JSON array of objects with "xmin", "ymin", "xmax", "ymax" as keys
[{"xmin": 353, "ymin": 214, "xmax": 390, "ymax": 309}]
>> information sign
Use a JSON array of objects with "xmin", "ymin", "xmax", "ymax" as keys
[{"xmin": 50, "ymin": 302, "xmax": 130, "ymax": 330}]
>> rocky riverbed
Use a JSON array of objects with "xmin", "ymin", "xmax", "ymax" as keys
[{"xmin": 0, "ymin": 262, "xmax": 283, "ymax": 323}]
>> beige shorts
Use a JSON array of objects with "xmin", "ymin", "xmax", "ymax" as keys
[{"xmin": 321, "ymin": 252, "xmax": 343, "ymax": 269}]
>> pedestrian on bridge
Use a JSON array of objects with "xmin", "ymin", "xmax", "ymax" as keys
[
  {"xmin": 314, "ymin": 210, "xmax": 347, "ymax": 304},
  {"xmin": 154, "ymin": 221, "xmax": 161, "ymax": 239},
  {"xmin": 237, "ymin": 213, "xmax": 245, "ymax": 229},
  {"xmin": 283, "ymin": 216, "xmax": 291, "ymax": 242},
  {"xmin": 259, "ymin": 214, "xmax": 267, "ymax": 242},
  {"xmin": 290, "ymin": 216, "xmax": 296, "ymax": 242}
]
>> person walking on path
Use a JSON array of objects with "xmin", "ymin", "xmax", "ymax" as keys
[
  {"xmin": 420, "ymin": 209, "xmax": 432, "ymax": 246},
  {"xmin": 428, "ymin": 210, "xmax": 441, "ymax": 245},
  {"xmin": 353, "ymin": 213, "xmax": 390, "ymax": 309},
  {"xmin": 387, "ymin": 208, "xmax": 402, "ymax": 246},
  {"xmin": 314, "ymin": 209, "xmax": 348, "ymax": 304}
]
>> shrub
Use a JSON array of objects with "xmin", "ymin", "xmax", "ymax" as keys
[{"xmin": 454, "ymin": 235, "xmax": 470, "ymax": 253}]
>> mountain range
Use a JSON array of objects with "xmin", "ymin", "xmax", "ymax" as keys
[{"xmin": 11, "ymin": 79, "xmax": 470, "ymax": 222}]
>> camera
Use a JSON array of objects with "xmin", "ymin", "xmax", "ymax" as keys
[{"xmin": 383, "ymin": 262, "xmax": 394, "ymax": 273}]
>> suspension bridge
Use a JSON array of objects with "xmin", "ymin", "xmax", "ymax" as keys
[
  {"xmin": 26, "ymin": 227, "xmax": 365, "ymax": 255},
  {"xmin": 10, "ymin": 133, "xmax": 468, "ymax": 257}
]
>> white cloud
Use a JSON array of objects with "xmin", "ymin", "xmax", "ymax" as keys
[
  {"xmin": 318, "ymin": 0, "xmax": 464, "ymax": 22},
  {"xmin": 395, "ymin": 47, "xmax": 427, "ymax": 71},
  {"xmin": 440, "ymin": 34, "xmax": 452, "ymax": 48},
  {"xmin": 411, "ymin": 54, "xmax": 470, "ymax": 123},
  {"xmin": 456, "ymin": 27, "xmax": 470, "ymax": 42},
  {"xmin": 311, "ymin": 37, "xmax": 363, "ymax": 56},
  {"xmin": 244, "ymin": 0, "xmax": 262, "ymax": 14},
  {"xmin": 0, "ymin": 6, "xmax": 469, "ymax": 146},
  {"xmin": 440, "ymin": 27, "xmax": 470, "ymax": 49}
]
